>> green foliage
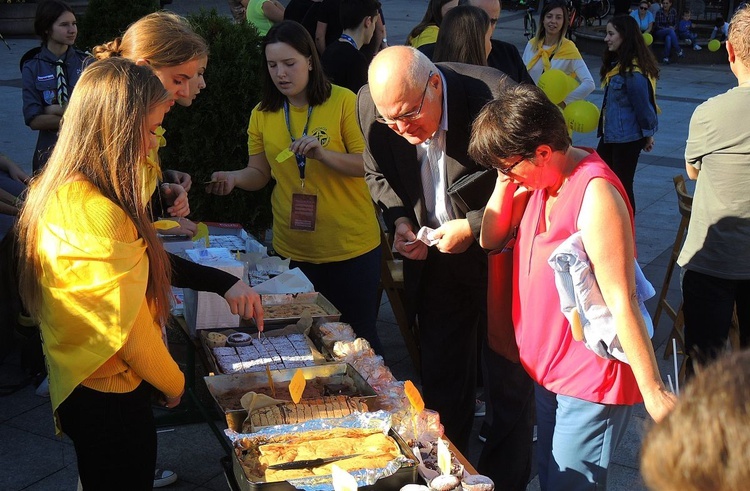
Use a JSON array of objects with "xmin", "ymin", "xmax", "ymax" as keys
[
  {"xmin": 76, "ymin": 0, "xmax": 159, "ymax": 52},
  {"xmin": 158, "ymin": 9, "xmax": 272, "ymax": 235}
]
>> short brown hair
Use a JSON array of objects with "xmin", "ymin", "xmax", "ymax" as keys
[
  {"xmin": 641, "ymin": 350, "xmax": 750, "ymax": 491},
  {"xmin": 468, "ymin": 83, "xmax": 570, "ymax": 170},
  {"xmin": 729, "ymin": 4, "xmax": 750, "ymax": 65}
]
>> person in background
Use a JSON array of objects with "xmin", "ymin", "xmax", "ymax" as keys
[
  {"xmin": 456, "ymin": 0, "xmax": 534, "ymax": 84},
  {"xmin": 677, "ymin": 5, "xmax": 750, "ymax": 377},
  {"xmin": 17, "ymin": 57, "xmax": 184, "ymax": 490},
  {"xmin": 470, "ymin": 82, "xmax": 675, "ymax": 491},
  {"xmin": 285, "ymin": 0, "xmax": 324, "ymax": 39},
  {"xmin": 597, "ymin": 15, "xmax": 660, "ymax": 212},
  {"xmin": 641, "ymin": 350, "xmax": 750, "ymax": 491},
  {"xmin": 654, "ymin": 0, "xmax": 684, "ymax": 63},
  {"xmin": 0, "ymin": 153, "xmax": 30, "ymax": 240},
  {"xmin": 228, "ymin": 0, "xmax": 246, "ymax": 23},
  {"xmin": 522, "ymin": 1, "xmax": 595, "ymax": 107},
  {"xmin": 630, "ymin": 0, "xmax": 655, "ymax": 33},
  {"xmin": 321, "ymin": 0, "xmax": 381, "ymax": 93},
  {"xmin": 710, "ymin": 15, "xmax": 729, "ymax": 41},
  {"xmin": 677, "ymin": 9, "xmax": 702, "ymax": 50},
  {"xmin": 21, "ymin": 0, "xmax": 87, "ymax": 173},
  {"xmin": 315, "ymin": 0, "xmax": 342, "ymax": 54},
  {"xmin": 433, "ymin": 5, "xmax": 492, "ymax": 66},
  {"xmin": 242, "ymin": 0, "xmax": 285, "ymax": 36},
  {"xmin": 648, "ymin": 0, "xmax": 661, "ymax": 16},
  {"xmin": 406, "ymin": 0, "xmax": 459, "ymax": 49},
  {"xmin": 207, "ymin": 21, "xmax": 382, "ymax": 353}
]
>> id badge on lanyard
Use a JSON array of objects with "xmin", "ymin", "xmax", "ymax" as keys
[{"xmin": 284, "ymin": 101, "xmax": 317, "ymax": 231}]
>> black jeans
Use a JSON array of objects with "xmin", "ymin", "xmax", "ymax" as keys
[
  {"xmin": 682, "ymin": 269, "xmax": 750, "ymax": 376},
  {"xmin": 58, "ymin": 382, "xmax": 157, "ymax": 490},
  {"xmin": 597, "ymin": 138, "xmax": 646, "ymax": 213}
]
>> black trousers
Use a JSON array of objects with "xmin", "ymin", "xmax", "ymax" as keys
[
  {"xmin": 415, "ymin": 245, "xmax": 487, "ymax": 453},
  {"xmin": 682, "ymin": 269, "xmax": 750, "ymax": 376},
  {"xmin": 477, "ymin": 345, "xmax": 535, "ymax": 491},
  {"xmin": 597, "ymin": 138, "xmax": 646, "ymax": 213},
  {"xmin": 58, "ymin": 382, "xmax": 157, "ymax": 490}
]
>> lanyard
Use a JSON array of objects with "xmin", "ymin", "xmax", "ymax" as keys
[
  {"xmin": 339, "ymin": 33, "xmax": 358, "ymax": 50},
  {"xmin": 283, "ymin": 100, "xmax": 313, "ymax": 184}
]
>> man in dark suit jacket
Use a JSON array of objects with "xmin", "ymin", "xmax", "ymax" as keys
[{"xmin": 357, "ymin": 46, "xmax": 533, "ymax": 489}]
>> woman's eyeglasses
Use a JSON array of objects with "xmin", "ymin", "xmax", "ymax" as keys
[{"xmin": 498, "ymin": 157, "xmax": 525, "ymax": 176}]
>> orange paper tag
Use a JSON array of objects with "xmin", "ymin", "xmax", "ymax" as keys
[
  {"xmin": 265, "ymin": 365, "xmax": 276, "ymax": 398},
  {"xmin": 404, "ymin": 380, "xmax": 425, "ymax": 413},
  {"xmin": 289, "ymin": 368, "xmax": 306, "ymax": 404}
]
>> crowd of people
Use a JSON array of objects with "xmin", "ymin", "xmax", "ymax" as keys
[{"xmin": 3, "ymin": 0, "xmax": 749, "ymax": 490}]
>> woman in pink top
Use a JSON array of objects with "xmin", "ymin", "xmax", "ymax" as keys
[{"xmin": 468, "ymin": 84, "xmax": 675, "ymax": 490}]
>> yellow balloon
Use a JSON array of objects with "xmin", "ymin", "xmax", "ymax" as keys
[
  {"xmin": 643, "ymin": 32, "xmax": 653, "ymax": 46},
  {"xmin": 538, "ymin": 69, "xmax": 569, "ymax": 105},
  {"xmin": 708, "ymin": 39, "xmax": 721, "ymax": 52},
  {"xmin": 566, "ymin": 76, "xmax": 579, "ymax": 94},
  {"xmin": 563, "ymin": 100, "xmax": 600, "ymax": 133}
]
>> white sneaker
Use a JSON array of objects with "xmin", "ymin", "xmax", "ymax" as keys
[
  {"xmin": 153, "ymin": 469, "xmax": 177, "ymax": 488},
  {"xmin": 35, "ymin": 376, "xmax": 50, "ymax": 398},
  {"xmin": 693, "ymin": 44, "xmax": 702, "ymax": 50}
]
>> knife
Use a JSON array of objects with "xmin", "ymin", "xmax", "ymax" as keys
[{"xmin": 267, "ymin": 453, "xmax": 361, "ymax": 470}]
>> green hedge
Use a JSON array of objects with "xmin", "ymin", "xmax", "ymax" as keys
[
  {"xmin": 158, "ymin": 9, "xmax": 272, "ymax": 235},
  {"xmin": 76, "ymin": 0, "xmax": 160, "ymax": 52}
]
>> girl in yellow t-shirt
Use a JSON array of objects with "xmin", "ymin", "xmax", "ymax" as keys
[{"xmin": 207, "ymin": 21, "xmax": 382, "ymax": 353}]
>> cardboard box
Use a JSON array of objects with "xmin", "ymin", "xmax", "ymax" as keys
[{"xmin": 182, "ymin": 248, "xmax": 246, "ymax": 336}]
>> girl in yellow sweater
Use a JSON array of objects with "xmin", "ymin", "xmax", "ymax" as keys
[{"xmin": 17, "ymin": 58, "xmax": 183, "ymax": 490}]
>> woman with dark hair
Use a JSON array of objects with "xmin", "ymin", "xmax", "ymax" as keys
[
  {"xmin": 597, "ymin": 14, "xmax": 660, "ymax": 212},
  {"xmin": 433, "ymin": 5, "xmax": 491, "ymax": 66},
  {"xmin": 654, "ymin": 0, "xmax": 683, "ymax": 63},
  {"xmin": 207, "ymin": 21, "xmax": 382, "ymax": 352},
  {"xmin": 469, "ymin": 82, "xmax": 675, "ymax": 491},
  {"xmin": 407, "ymin": 0, "xmax": 459, "ymax": 49},
  {"xmin": 522, "ymin": 0, "xmax": 594, "ymax": 108},
  {"xmin": 21, "ymin": 0, "xmax": 87, "ymax": 172}
]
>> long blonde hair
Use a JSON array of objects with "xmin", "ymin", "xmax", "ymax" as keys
[
  {"xmin": 17, "ymin": 58, "xmax": 173, "ymax": 323},
  {"xmin": 92, "ymin": 11, "xmax": 208, "ymax": 69}
]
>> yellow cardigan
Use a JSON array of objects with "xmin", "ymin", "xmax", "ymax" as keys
[{"xmin": 38, "ymin": 180, "xmax": 184, "ymax": 433}]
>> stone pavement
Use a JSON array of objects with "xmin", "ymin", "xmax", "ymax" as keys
[{"xmin": 0, "ymin": 0, "xmax": 736, "ymax": 489}]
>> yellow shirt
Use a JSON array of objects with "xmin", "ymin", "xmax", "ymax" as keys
[
  {"xmin": 248, "ymin": 85, "xmax": 379, "ymax": 263},
  {"xmin": 408, "ymin": 25, "xmax": 439, "ymax": 49},
  {"xmin": 38, "ymin": 181, "xmax": 184, "ymax": 433}
]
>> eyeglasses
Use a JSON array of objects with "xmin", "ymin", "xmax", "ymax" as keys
[
  {"xmin": 376, "ymin": 71, "xmax": 434, "ymax": 125},
  {"xmin": 639, "ymin": 6, "xmax": 649, "ymax": 10},
  {"xmin": 498, "ymin": 157, "xmax": 525, "ymax": 176}
]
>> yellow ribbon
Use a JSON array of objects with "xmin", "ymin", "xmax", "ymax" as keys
[
  {"xmin": 601, "ymin": 62, "xmax": 661, "ymax": 114},
  {"xmin": 526, "ymin": 38, "xmax": 582, "ymax": 74}
]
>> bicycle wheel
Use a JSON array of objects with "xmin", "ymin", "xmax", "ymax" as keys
[
  {"xmin": 525, "ymin": 14, "xmax": 537, "ymax": 39},
  {"xmin": 594, "ymin": 0, "xmax": 610, "ymax": 19}
]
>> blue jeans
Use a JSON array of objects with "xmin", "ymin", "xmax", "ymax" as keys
[
  {"xmin": 654, "ymin": 27, "xmax": 681, "ymax": 58},
  {"xmin": 678, "ymin": 31, "xmax": 697, "ymax": 44},
  {"xmin": 535, "ymin": 383, "xmax": 633, "ymax": 491},
  {"xmin": 291, "ymin": 246, "xmax": 382, "ymax": 353}
]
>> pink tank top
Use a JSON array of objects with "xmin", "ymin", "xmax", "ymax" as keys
[{"xmin": 513, "ymin": 151, "xmax": 642, "ymax": 405}]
